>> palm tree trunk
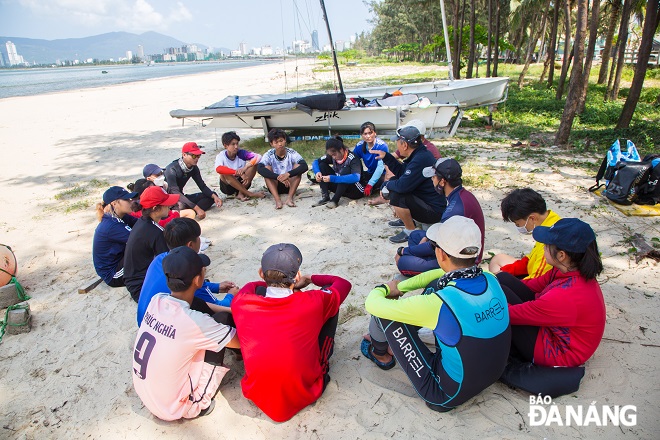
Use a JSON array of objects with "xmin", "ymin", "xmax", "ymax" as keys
[
  {"xmin": 452, "ymin": 0, "xmax": 461, "ymax": 79},
  {"xmin": 555, "ymin": 0, "xmax": 588, "ymax": 146},
  {"xmin": 545, "ymin": 0, "xmax": 561, "ymax": 87},
  {"xmin": 616, "ymin": 0, "xmax": 660, "ymax": 128},
  {"xmin": 467, "ymin": 0, "xmax": 477, "ymax": 78},
  {"xmin": 519, "ymin": 3, "xmax": 550, "ymax": 88},
  {"xmin": 608, "ymin": 0, "xmax": 632, "ymax": 101},
  {"xmin": 487, "ymin": 0, "xmax": 493, "ymax": 76},
  {"xmin": 555, "ymin": 0, "xmax": 572, "ymax": 99},
  {"xmin": 456, "ymin": 0, "xmax": 467, "ymax": 79},
  {"xmin": 493, "ymin": 0, "xmax": 501, "ymax": 76},
  {"xmin": 576, "ymin": 0, "xmax": 600, "ymax": 114},
  {"xmin": 598, "ymin": 1, "xmax": 620, "ymax": 85}
]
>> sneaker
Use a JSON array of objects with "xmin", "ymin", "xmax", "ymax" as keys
[
  {"xmin": 389, "ymin": 231, "xmax": 410, "ymax": 244},
  {"xmin": 325, "ymin": 201, "xmax": 337, "ymax": 209},
  {"xmin": 388, "ymin": 219, "xmax": 405, "ymax": 227},
  {"xmin": 312, "ymin": 194, "xmax": 330, "ymax": 207},
  {"xmin": 199, "ymin": 236, "xmax": 211, "ymax": 252},
  {"xmin": 197, "ymin": 399, "xmax": 216, "ymax": 417}
]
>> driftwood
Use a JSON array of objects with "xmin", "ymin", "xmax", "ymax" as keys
[{"xmin": 631, "ymin": 233, "xmax": 660, "ymax": 263}]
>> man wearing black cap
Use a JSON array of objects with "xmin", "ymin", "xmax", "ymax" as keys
[
  {"xmin": 132, "ymin": 246, "xmax": 240, "ymax": 421},
  {"xmin": 231, "ymin": 243, "xmax": 352, "ymax": 422},
  {"xmin": 369, "ymin": 125, "xmax": 446, "ymax": 243},
  {"xmin": 396, "ymin": 157, "xmax": 485, "ymax": 277}
]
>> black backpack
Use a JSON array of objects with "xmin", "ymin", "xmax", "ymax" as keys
[
  {"xmin": 604, "ymin": 154, "xmax": 660, "ymax": 205},
  {"xmin": 635, "ymin": 154, "xmax": 660, "ymax": 205}
]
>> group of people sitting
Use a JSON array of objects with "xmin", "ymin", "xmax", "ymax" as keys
[{"xmin": 90, "ymin": 121, "xmax": 607, "ymax": 422}]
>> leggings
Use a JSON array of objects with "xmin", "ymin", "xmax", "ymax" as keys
[
  {"xmin": 317, "ymin": 161, "xmax": 364, "ymax": 203},
  {"xmin": 204, "ymin": 311, "xmax": 236, "ymax": 366},
  {"xmin": 107, "ymin": 258, "xmax": 126, "ymax": 288},
  {"xmin": 396, "ymin": 230, "xmax": 439, "ymax": 276},
  {"xmin": 496, "ymin": 272, "xmax": 539, "ymax": 362},
  {"xmin": 179, "ymin": 193, "xmax": 215, "ymax": 211}
]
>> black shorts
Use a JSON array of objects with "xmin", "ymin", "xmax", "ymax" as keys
[
  {"xmin": 219, "ymin": 175, "xmax": 251, "ymax": 196},
  {"xmin": 389, "ymin": 192, "xmax": 444, "ymax": 224}
]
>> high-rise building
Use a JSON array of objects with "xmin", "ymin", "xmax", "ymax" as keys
[
  {"xmin": 126, "ymin": 50, "xmax": 133, "ymax": 60},
  {"xmin": 5, "ymin": 41, "xmax": 22, "ymax": 66},
  {"xmin": 137, "ymin": 45, "xmax": 144, "ymax": 60},
  {"xmin": 239, "ymin": 42, "xmax": 248, "ymax": 56},
  {"xmin": 312, "ymin": 30, "xmax": 319, "ymax": 51}
]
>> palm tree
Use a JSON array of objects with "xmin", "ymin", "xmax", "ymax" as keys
[
  {"xmin": 606, "ymin": 0, "xmax": 633, "ymax": 101},
  {"xmin": 555, "ymin": 0, "xmax": 573, "ymax": 99},
  {"xmin": 598, "ymin": 0, "xmax": 621, "ymax": 85},
  {"xmin": 576, "ymin": 0, "xmax": 601, "ymax": 113}
]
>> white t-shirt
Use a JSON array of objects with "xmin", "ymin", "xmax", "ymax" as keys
[
  {"xmin": 260, "ymin": 148, "xmax": 304, "ymax": 175},
  {"xmin": 132, "ymin": 294, "xmax": 235, "ymax": 420},
  {"xmin": 214, "ymin": 149, "xmax": 261, "ymax": 171}
]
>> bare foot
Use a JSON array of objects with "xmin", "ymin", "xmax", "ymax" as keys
[
  {"xmin": 252, "ymin": 191, "xmax": 266, "ymax": 198},
  {"xmin": 286, "ymin": 198, "xmax": 296, "ymax": 207},
  {"xmin": 237, "ymin": 194, "xmax": 249, "ymax": 201},
  {"xmin": 368, "ymin": 196, "xmax": 387, "ymax": 206},
  {"xmin": 275, "ymin": 201, "xmax": 283, "ymax": 209}
]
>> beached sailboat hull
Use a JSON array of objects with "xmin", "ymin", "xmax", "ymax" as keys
[
  {"xmin": 204, "ymin": 103, "xmax": 457, "ymax": 131},
  {"xmin": 346, "ymin": 77, "xmax": 509, "ymax": 108}
]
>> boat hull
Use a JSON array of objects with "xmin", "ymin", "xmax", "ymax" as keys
[
  {"xmin": 346, "ymin": 77, "xmax": 509, "ymax": 108},
  {"xmin": 206, "ymin": 104, "xmax": 456, "ymax": 131}
]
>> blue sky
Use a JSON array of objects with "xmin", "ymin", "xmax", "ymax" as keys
[{"xmin": 0, "ymin": 0, "xmax": 373, "ymax": 49}]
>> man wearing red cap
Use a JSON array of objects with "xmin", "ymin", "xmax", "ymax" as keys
[{"xmin": 164, "ymin": 142, "xmax": 223, "ymax": 220}]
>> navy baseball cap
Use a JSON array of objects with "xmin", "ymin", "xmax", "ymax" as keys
[
  {"xmin": 143, "ymin": 163, "xmax": 164, "ymax": 178},
  {"xmin": 422, "ymin": 157, "xmax": 463, "ymax": 179},
  {"xmin": 261, "ymin": 243, "xmax": 303, "ymax": 284},
  {"xmin": 532, "ymin": 218, "xmax": 596, "ymax": 253},
  {"xmin": 162, "ymin": 246, "xmax": 211, "ymax": 287},
  {"xmin": 103, "ymin": 186, "xmax": 137, "ymax": 204},
  {"xmin": 391, "ymin": 125, "xmax": 421, "ymax": 143}
]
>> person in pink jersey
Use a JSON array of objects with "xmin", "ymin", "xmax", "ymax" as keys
[{"xmin": 132, "ymin": 246, "xmax": 240, "ymax": 421}]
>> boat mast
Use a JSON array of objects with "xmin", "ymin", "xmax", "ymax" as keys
[
  {"xmin": 439, "ymin": 0, "xmax": 455, "ymax": 81},
  {"xmin": 319, "ymin": 0, "xmax": 345, "ymax": 95}
]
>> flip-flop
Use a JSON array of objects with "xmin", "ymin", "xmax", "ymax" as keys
[
  {"xmin": 510, "ymin": 141, "xmax": 525, "ymax": 147},
  {"xmin": 360, "ymin": 338, "xmax": 396, "ymax": 370},
  {"xmin": 529, "ymin": 140, "xmax": 540, "ymax": 147}
]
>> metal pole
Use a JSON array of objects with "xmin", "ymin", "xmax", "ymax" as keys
[
  {"xmin": 439, "ymin": 0, "xmax": 455, "ymax": 81},
  {"xmin": 319, "ymin": 0, "xmax": 345, "ymax": 95}
]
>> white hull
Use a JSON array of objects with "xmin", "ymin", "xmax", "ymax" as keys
[
  {"xmin": 207, "ymin": 104, "xmax": 456, "ymax": 131},
  {"xmin": 346, "ymin": 77, "xmax": 509, "ymax": 108}
]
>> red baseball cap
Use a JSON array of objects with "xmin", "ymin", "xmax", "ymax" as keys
[
  {"xmin": 140, "ymin": 186, "xmax": 180, "ymax": 209},
  {"xmin": 182, "ymin": 142, "xmax": 205, "ymax": 155}
]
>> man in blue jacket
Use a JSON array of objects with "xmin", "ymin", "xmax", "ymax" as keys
[
  {"xmin": 370, "ymin": 126, "xmax": 446, "ymax": 243},
  {"xmin": 136, "ymin": 217, "xmax": 236, "ymax": 326}
]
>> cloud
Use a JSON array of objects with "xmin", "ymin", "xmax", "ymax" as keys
[{"xmin": 18, "ymin": 0, "xmax": 193, "ymax": 32}]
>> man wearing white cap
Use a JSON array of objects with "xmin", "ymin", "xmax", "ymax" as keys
[{"xmin": 362, "ymin": 216, "xmax": 510, "ymax": 412}]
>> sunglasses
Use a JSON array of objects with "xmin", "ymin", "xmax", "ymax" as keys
[{"xmin": 187, "ymin": 153, "xmax": 201, "ymax": 159}]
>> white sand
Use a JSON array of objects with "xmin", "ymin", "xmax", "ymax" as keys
[{"xmin": 0, "ymin": 60, "xmax": 658, "ymax": 439}]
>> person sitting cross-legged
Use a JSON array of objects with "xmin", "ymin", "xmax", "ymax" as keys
[
  {"xmin": 362, "ymin": 216, "xmax": 511, "ymax": 412},
  {"xmin": 132, "ymin": 246, "xmax": 240, "ymax": 421}
]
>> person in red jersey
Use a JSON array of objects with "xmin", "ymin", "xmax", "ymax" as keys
[{"xmin": 231, "ymin": 243, "xmax": 351, "ymax": 422}]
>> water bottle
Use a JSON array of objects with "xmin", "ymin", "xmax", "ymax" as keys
[{"xmin": 234, "ymin": 95, "xmax": 239, "ymax": 107}]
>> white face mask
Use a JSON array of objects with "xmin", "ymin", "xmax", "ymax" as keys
[
  {"xmin": 153, "ymin": 175, "xmax": 166, "ymax": 187},
  {"xmin": 516, "ymin": 217, "xmax": 533, "ymax": 235}
]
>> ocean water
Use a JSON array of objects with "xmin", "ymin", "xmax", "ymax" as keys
[{"xmin": 0, "ymin": 61, "xmax": 270, "ymax": 99}]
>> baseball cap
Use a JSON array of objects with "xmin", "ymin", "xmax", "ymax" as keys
[
  {"xmin": 532, "ymin": 218, "xmax": 596, "ymax": 253},
  {"xmin": 139, "ymin": 186, "xmax": 180, "ymax": 209},
  {"xmin": 162, "ymin": 246, "xmax": 211, "ymax": 290},
  {"xmin": 182, "ymin": 142, "xmax": 205, "ymax": 155},
  {"xmin": 103, "ymin": 186, "xmax": 137, "ymax": 204},
  {"xmin": 426, "ymin": 216, "xmax": 481, "ymax": 259},
  {"xmin": 422, "ymin": 157, "xmax": 463, "ymax": 179},
  {"xmin": 391, "ymin": 125, "xmax": 421, "ymax": 143},
  {"xmin": 261, "ymin": 243, "xmax": 303, "ymax": 284},
  {"xmin": 402, "ymin": 119, "xmax": 426, "ymax": 136},
  {"xmin": 143, "ymin": 163, "xmax": 164, "ymax": 178}
]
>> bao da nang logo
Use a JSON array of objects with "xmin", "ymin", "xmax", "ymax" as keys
[{"xmin": 528, "ymin": 395, "xmax": 637, "ymax": 427}]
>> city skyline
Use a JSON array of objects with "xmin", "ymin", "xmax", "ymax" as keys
[{"xmin": 0, "ymin": 0, "xmax": 372, "ymax": 52}]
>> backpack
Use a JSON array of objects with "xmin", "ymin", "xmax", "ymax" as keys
[
  {"xmin": 635, "ymin": 154, "xmax": 660, "ymax": 205},
  {"xmin": 604, "ymin": 161, "xmax": 653, "ymax": 205},
  {"xmin": 588, "ymin": 139, "xmax": 641, "ymax": 192}
]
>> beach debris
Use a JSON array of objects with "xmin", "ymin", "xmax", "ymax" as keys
[
  {"xmin": 78, "ymin": 278, "xmax": 103, "ymax": 294},
  {"xmin": 5, "ymin": 301, "xmax": 31, "ymax": 335},
  {"xmin": 630, "ymin": 233, "xmax": 660, "ymax": 263}
]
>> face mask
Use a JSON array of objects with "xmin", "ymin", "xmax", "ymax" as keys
[
  {"xmin": 516, "ymin": 217, "xmax": 533, "ymax": 235},
  {"xmin": 153, "ymin": 175, "xmax": 166, "ymax": 187}
]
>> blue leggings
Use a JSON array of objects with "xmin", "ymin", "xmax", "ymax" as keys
[{"xmin": 396, "ymin": 230, "xmax": 439, "ymax": 277}]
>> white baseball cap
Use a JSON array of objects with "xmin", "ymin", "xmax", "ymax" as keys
[
  {"xmin": 401, "ymin": 119, "xmax": 426, "ymax": 135},
  {"xmin": 426, "ymin": 216, "xmax": 481, "ymax": 259}
]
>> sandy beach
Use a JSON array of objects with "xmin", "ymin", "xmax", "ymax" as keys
[{"xmin": 0, "ymin": 60, "xmax": 658, "ymax": 439}]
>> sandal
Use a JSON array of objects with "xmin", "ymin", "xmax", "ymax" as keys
[{"xmin": 360, "ymin": 338, "xmax": 396, "ymax": 370}]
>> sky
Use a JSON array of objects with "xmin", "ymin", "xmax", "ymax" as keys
[{"xmin": 0, "ymin": 0, "xmax": 374, "ymax": 49}]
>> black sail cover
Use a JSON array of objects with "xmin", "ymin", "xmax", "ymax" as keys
[{"xmin": 275, "ymin": 93, "xmax": 346, "ymax": 110}]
